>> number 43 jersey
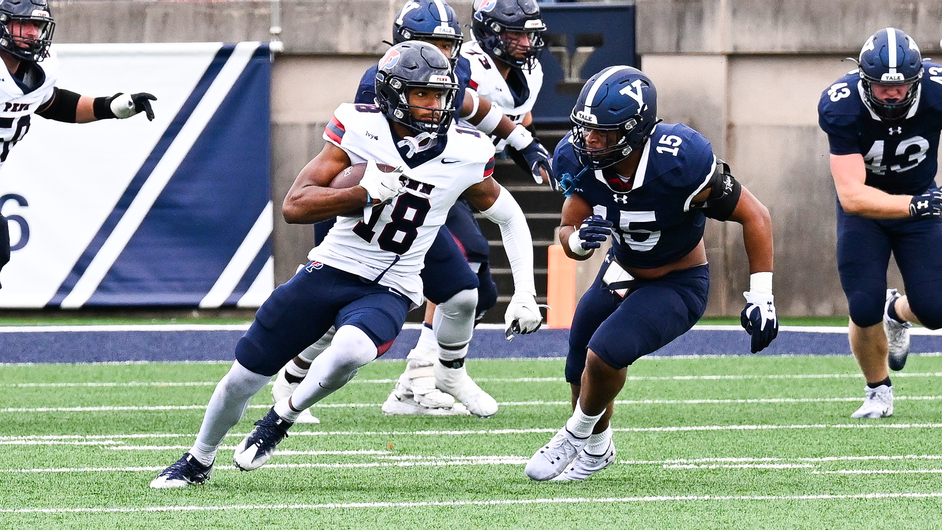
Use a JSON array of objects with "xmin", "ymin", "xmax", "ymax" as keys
[
  {"xmin": 309, "ymin": 102, "xmax": 496, "ymax": 306},
  {"xmin": 0, "ymin": 48, "xmax": 58, "ymax": 171},
  {"xmin": 818, "ymin": 62, "xmax": 942, "ymax": 195},
  {"xmin": 554, "ymin": 123, "xmax": 716, "ymax": 270}
]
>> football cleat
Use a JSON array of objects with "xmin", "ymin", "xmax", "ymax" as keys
[
  {"xmin": 435, "ymin": 362, "xmax": 498, "ymax": 418},
  {"xmin": 381, "ymin": 380, "xmax": 470, "ymax": 416},
  {"xmin": 150, "ymin": 452, "xmax": 213, "ymax": 489},
  {"xmin": 403, "ymin": 347, "xmax": 457, "ymax": 410},
  {"xmin": 850, "ymin": 385, "xmax": 894, "ymax": 419},
  {"xmin": 233, "ymin": 407, "xmax": 293, "ymax": 471},
  {"xmin": 884, "ymin": 289, "xmax": 911, "ymax": 371},
  {"xmin": 525, "ymin": 426, "xmax": 588, "ymax": 481},
  {"xmin": 550, "ymin": 442, "xmax": 616, "ymax": 482}
]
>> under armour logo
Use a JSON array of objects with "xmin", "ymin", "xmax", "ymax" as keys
[
  {"xmin": 613, "ymin": 194, "xmax": 628, "ymax": 204},
  {"xmin": 889, "ymin": 127, "xmax": 902, "ymax": 135},
  {"xmin": 918, "ymin": 200, "xmax": 929, "ymax": 209}
]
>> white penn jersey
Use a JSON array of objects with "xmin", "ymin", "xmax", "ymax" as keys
[
  {"xmin": 0, "ymin": 47, "xmax": 58, "ymax": 171},
  {"xmin": 309, "ymin": 103, "xmax": 496, "ymax": 306},
  {"xmin": 459, "ymin": 40, "xmax": 543, "ymax": 151}
]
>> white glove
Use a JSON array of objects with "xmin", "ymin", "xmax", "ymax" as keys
[
  {"xmin": 504, "ymin": 292, "xmax": 542, "ymax": 340},
  {"xmin": 740, "ymin": 291, "xmax": 778, "ymax": 353},
  {"xmin": 359, "ymin": 160, "xmax": 404, "ymax": 204},
  {"xmin": 108, "ymin": 92, "xmax": 157, "ymax": 121}
]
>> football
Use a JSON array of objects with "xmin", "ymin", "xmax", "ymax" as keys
[{"xmin": 329, "ymin": 162, "xmax": 398, "ymax": 189}]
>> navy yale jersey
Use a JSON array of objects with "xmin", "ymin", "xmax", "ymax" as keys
[
  {"xmin": 554, "ymin": 123, "xmax": 715, "ymax": 269},
  {"xmin": 818, "ymin": 62, "xmax": 942, "ymax": 195}
]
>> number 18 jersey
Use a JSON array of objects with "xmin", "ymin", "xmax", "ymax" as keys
[{"xmin": 309, "ymin": 103, "xmax": 496, "ymax": 306}]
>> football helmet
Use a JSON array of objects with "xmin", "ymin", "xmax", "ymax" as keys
[
  {"xmin": 570, "ymin": 66, "xmax": 658, "ymax": 169},
  {"xmin": 858, "ymin": 27, "xmax": 923, "ymax": 121},
  {"xmin": 0, "ymin": 0, "xmax": 54, "ymax": 62},
  {"xmin": 393, "ymin": 0, "xmax": 463, "ymax": 59},
  {"xmin": 471, "ymin": 0, "xmax": 545, "ymax": 69},
  {"xmin": 375, "ymin": 41, "xmax": 458, "ymax": 137}
]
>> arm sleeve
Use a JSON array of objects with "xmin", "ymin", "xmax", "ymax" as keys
[
  {"xmin": 35, "ymin": 87, "xmax": 80, "ymax": 122},
  {"xmin": 479, "ymin": 185, "xmax": 536, "ymax": 295}
]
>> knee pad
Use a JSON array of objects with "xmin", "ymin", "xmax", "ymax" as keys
[
  {"xmin": 434, "ymin": 288, "xmax": 478, "ymax": 348},
  {"xmin": 846, "ymin": 289, "xmax": 884, "ymax": 328},
  {"xmin": 327, "ymin": 325, "xmax": 378, "ymax": 371}
]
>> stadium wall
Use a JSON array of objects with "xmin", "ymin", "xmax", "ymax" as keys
[{"xmin": 47, "ymin": 0, "xmax": 942, "ymax": 317}]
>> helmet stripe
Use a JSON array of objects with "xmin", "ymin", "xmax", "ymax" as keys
[
  {"xmin": 432, "ymin": 0, "xmax": 449, "ymax": 24},
  {"xmin": 886, "ymin": 27, "xmax": 898, "ymax": 73},
  {"xmin": 583, "ymin": 66, "xmax": 633, "ymax": 114}
]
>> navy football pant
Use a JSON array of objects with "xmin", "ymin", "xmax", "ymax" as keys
[
  {"xmin": 565, "ymin": 262, "xmax": 710, "ymax": 383},
  {"xmin": 837, "ymin": 201, "xmax": 942, "ymax": 329},
  {"xmin": 235, "ymin": 263, "xmax": 410, "ymax": 376}
]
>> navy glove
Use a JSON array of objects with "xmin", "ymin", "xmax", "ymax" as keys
[
  {"xmin": 909, "ymin": 189, "xmax": 942, "ymax": 218},
  {"xmin": 740, "ymin": 292, "xmax": 779, "ymax": 353},
  {"xmin": 519, "ymin": 138, "xmax": 553, "ymax": 184},
  {"xmin": 576, "ymin": 215, "xmax": 613, "ymax": 251}
]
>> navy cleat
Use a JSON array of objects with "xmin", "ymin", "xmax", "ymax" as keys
[
  {"xmin": 150, "ymin": 452, "xmax": 213, "ymax": 489},
  {"xmin": 233, "ymin": 407, "xmax": 293, "ymax": 471}
]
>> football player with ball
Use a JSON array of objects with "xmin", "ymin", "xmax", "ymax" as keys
[{"xmin": 151, "ymin": 41, "xmax": 541, "ymax": 488}]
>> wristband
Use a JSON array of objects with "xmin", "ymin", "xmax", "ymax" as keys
[
  {"xmin": 93, "ymin": 95, "xmax": 117, "ymax": 120},
  {"xmin": 567, "ymin": 229, "xmax": 591, "ymax": 256},
  {"xmin": 749, "ymin": 272, "xmax": 773, "ymax": 295},
  {"xmin": 505, "ymin": 124, "xmax": 533, "ymax": 151},
  {"xmin": 476, "ymin": 104, "xmax": 503, "ymax": 135}
]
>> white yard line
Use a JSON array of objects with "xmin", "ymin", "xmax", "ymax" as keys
[
  {"xmin": 5, "ymin": 394, "xmax": 942, "ymax": 414},
  {"xmin": 3, "ymin": 493, "xmax": 942, "ymax": 514}
]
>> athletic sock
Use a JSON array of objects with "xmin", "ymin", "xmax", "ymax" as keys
[
  {"xmin": 566, "ymin": 403, "xmax": 602, "ymax": 439},
  {"xmin": 867, "ymin": 377, "xmax": 891, "ymax": 389},
  {"xmin": 585, "ymin": 426, "xmax": 613, "ymax": 455}
]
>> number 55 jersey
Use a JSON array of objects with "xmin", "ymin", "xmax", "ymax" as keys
[
  {"xmin": 0, "ymin": 47, "xmax": 58, "ymax": 170},
  {"xmin": 309, "ymin": 102, "xmax": 496, "ymax": 307},
  {"xmin": 818, "ymin": 62, "xmax": 942, "ymax": 196}
]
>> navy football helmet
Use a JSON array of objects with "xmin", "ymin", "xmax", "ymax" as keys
[
  {"xmin": 0, "ymin": 0, "xmax": 54, "ymax": 62},
  {"xmin": 472, "ymin": 0, "xmax": 545, "ymax": 69},
  {"xmin": 393, "ymin": 0, "xmax": 463, "ymax": 59},
  {"xmin": 375, "ymin": 41, "xmax": 458, "ymax": 137},
  {"xmin": 570, "ymin": 66, "xmax": 659, "ymax": 169},
  {"xmin": 857, "ymin": 27, "xmax": 923, "ymax": 121}
]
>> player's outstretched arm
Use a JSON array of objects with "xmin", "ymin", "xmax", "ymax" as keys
[
  {"xmin": 465, "ymin": 178, "xmax": 542, "ymax": 337},
  {"xmin": 282, "ymin": 143, "xmax": 370, "ymax": 224},
  {"xmin": 37, "ymin": 88, "xmax": 157, "ymax": 124}
]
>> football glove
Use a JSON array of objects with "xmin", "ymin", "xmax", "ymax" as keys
[
  {"xmin": 909, "ymin": 189, "xmax": 942, "ymax": 218},
  {"xmin": 576, "ymin": 215, "xmax": 613, "ymax": 251},
  {"xmin": 504, "ymin": 292, "xmax": 542, "ymax": 340},
  {"xmin": 518, "ymin": 138, "xmax": 553, "ymax": 185},
  {"xmin": 740, "ymin": 291, "xmax": 779, "ymax": 353},
  {"xmin": 108, "ymin": 92, "xmax": 157, "ymax": 121},
  {"xmin": 359, "ymin": 160, "xmax": 404, "ymax": 204}
]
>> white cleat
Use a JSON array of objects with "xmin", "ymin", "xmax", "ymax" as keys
[
  {"xmin": 435, "ymin": 362, "xmax": 498, "ymax": 418},
  {"xmin": 271, "ymin": 368, "xmax": 320, "ymax": 424},
  {"xmin": 525, "ymin": 427, "xmax": 588, "ymax": 481},
  {"xmin": 850, "ymin": 385, "xmax": 894, "ymax": 419},
  {"xmin": 550, "ymin": 442, "xmax": 616, "ymax": 482},
  {"xmin": 381, "ymin": 381, "xmax": 469, "ymax": 416},
  {"xmin": 884, "ymin": 289, "xmax": 911, "ymax": 371}
]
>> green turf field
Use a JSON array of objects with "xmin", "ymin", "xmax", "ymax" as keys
[{"xmin": 2, "ymin": 354, "xmax": 940, "ymax": 529}]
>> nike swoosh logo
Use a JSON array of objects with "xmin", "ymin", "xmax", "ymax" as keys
[{"xmin": 441, "ymin": 158, "xmax": 460, "ymax": 164}]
